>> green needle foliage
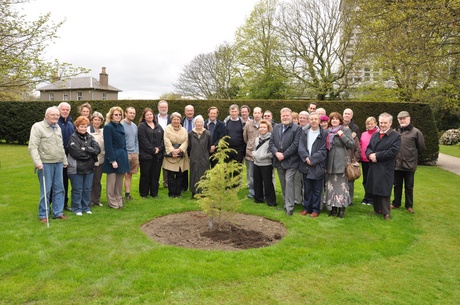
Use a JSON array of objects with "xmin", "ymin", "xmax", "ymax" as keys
[{"xmin": 195, "ymin": 136, "xmax": 244, "ymax": 229}]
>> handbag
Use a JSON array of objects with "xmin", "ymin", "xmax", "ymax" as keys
[
  {"xmin": 345, "ymin": 155, "xmax": 361, "ymax": 181},
  {"xmin": 164, "ymin": 143, "xmax": 183, "ymax": 158}
]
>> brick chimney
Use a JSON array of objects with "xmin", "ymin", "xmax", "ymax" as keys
[{"xmin": 99, "ymin": 67, "xmax": 108, "ymax": 87}]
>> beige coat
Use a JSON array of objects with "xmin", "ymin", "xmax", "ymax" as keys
[
  {"xmin": 162, "ymin": 124, "xmax": 189, "ymax": 172},
  {"xmin": 28, "ymin": 119, "xmax": 67, "ymax": 167}
]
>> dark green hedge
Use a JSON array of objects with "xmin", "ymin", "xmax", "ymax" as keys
[{"xmin": 0, "ymin": 99, "xmax": 438, "ymax": 164}]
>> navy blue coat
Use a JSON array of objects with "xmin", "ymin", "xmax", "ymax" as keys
[
  {"xmin": 204, "ymin": 119, "xmax": 227, "ymax": 147},
  {"xmin": 269, "ymin": 122, "xmax": 301, "ymax": 169},
  {"xmin": 365, "ymin": 129, "xmax": 401, "ymax": 197},
  {"xmin": 102, "ymin": 122, "xmax": 130, "ymax": 174},
  {"xmin": 298, "ymin": 126, "xmax": 328, "ymax": 179}
]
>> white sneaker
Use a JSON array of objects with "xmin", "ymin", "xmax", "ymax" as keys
[
  {"xmin": 86, "ymin": 211, "xmax": 92, "ymax": 215},
  {"xmin": 76, "ymin": 212, "xmax": 83, "ymax": 216}
]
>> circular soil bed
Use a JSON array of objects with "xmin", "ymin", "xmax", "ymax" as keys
[{"xmin": 141, "ymin": 211, "xmax": 287, "ymax": 251}]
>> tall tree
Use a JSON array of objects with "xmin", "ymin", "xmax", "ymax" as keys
[
  {"xmin": 0, "ymin": 0, "xmax": 87, "ymax": 100},
  {"xmin": 350, "ymin": 0, "xmax": 460, "ymax": 103},
  {"xmin": 234, "ymin": 0, "xmax": 288, "ymax": 99},
  {"xmin": 174, "ymin": 43, "xmax": 238, "ymax": 99},
  {"xmin": 276, "ymin": 0, "xmax": 354, "ymax": 100}
]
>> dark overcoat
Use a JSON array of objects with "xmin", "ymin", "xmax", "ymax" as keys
[
  {"xmin": 269, "ymin": 122, "xmax": 301, "ymax": 169},
  {"xmin": 298, "ymin": 126, "xmax": 328, "ymax": 179},
  {"xmin": 188, "ymin": 130, "xmax": 212, "ymax": 193},
  {"xmin": 102, "ymin": 121, "xmax": 130, "ymax": 174},
  {"xmin": 365, "ymin": 129, "xmax": 401, "ymax": 197}
]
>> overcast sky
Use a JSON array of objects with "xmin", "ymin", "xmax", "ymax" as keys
[{"xmin": 20, "ymin": 0, "xmax": 260, "ymax": 99}]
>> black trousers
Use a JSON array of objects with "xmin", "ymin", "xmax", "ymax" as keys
[
  {"xmin": 139, "ymin": 158, "xmax": 162, "ymax": 197},
  {"xmin": 253, "ymin": 164, "xmax": 276, "ymax": 206},
  {"xmin": 392, "ymin": 170, "xmax": 415, "ymax": 209},
  {"xmin": 167, "ymin": 169, "xmax": 183, "ymax": 197}
]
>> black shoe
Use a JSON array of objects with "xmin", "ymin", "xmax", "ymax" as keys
[
  {"xmin": 64, "ymin": 206, "xmax": 72, "ymax": 211},
  {"xmin": 338, "ymin": 207, "xmax": 345, "ymax": 218},
  {"xmin": 329, "ymin": 207, "xmax": 337, "ymax": 217}
]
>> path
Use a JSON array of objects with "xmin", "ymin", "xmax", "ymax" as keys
[{"xmin": 436, "ymin": 153, "xmax": 460, "ymax": 176}]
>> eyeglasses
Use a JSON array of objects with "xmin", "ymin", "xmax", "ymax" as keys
[{"xmin": 113, "ymin": 114, "xmax": 122, "ymax": 117}]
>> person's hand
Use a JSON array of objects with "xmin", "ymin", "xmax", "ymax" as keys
[
  {"xmin": 369, "ymin": 153, "xmax": 377, "ymax": 163},
  {"xmin": 36, "ymin": 164, "xmax": 43, "ymax": 170},
  {"xmin": 337, "ymin": 130, "xmax": 344, "ymax": 137},
  {"xmin": 210, "ymin": 145, "xmax": 216, "ymax": 153},
  {"xmin": 112, "ymin": 161, "xmax": 118, "ymax": 169},
  {"xmin": 306, "ymin": 157, "xmax": 312, "ymax": 166},
  {"xmin": 275, "ymin": 152, "xmax": 284, "ymax": 161}
]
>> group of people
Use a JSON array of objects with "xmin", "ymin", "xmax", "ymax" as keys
[{"xmin": 28, "ymin": 100, "xmax": 425, "ymax": 223}]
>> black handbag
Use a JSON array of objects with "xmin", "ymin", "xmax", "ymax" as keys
[{"xmin": 164, "ymin": 143, "xmax": 183, "ymax": 158}]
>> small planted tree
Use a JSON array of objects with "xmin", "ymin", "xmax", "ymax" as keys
[{"xmin": 195, "ymin": 136, "xmax": 244, "ymax": 230}]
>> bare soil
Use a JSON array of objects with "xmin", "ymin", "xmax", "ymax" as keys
[{"xmin": 141, "ymin": 211, "xmax": 287, "ymax": 251}]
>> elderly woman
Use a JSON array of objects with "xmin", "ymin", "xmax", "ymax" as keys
[
  {"xmin": 359, "ymin": 116, "xmax": 379, "ymax": 206},
  {"xmin": 188, "ymin": 115, "xmax": 212, "ymax": 198},
  {"xmin": 103, "ymin": 107, "xmax": 129, "ymax": 209},
  {"xmin": 163, "ymin": 112, "xmax": 189, "ymax": 198},
  {"xmin": 324, "ymin": 112, "xmax": 355, "ymax": 218},
  {"xmin": 138, "ymin": 108, "xmax": 164, "ymax": 198},
  {"xmin": 67, "ymin": 116, "xmax": 101, "ymax": 215},
  {"xmin": 88, "ymin": 111, "xmax": 105, "ymax": 207}
]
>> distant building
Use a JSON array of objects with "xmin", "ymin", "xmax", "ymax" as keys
[{"xmin": 38, "ymin": 67, "xmax": 122, "ymax": 101}]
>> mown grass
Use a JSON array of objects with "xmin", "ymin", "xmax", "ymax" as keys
[
  {"xmin": 0, "ymin": 144, "xmax": 459, "ymax": 304},
  {"xmin": 440, "ymin": 144, "xmax": 460, "ymax": 158}
]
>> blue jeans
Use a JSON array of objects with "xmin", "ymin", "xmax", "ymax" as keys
[
  {"xmin": 37, "ymin": 163, "xmax": 65, "ymax": 219},
  {"xmin": 69, "ymin": 173, "xmax": 94, "ymax": 213},
  {"xmin": 245, "ymin": 159, "xmax": 254, "ymax": 197}
]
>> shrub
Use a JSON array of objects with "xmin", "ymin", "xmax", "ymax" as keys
[{"xmin": 439, "ymin": 129, "xmax": 460, "ymax": 145}]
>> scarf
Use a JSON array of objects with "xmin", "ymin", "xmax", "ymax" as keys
[{"xmin": 326, "ymin": 125, "xmax": 342, "ymax": 151}]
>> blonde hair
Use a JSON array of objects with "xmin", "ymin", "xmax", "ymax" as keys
[{"xmin": 106, "ymin": 106, "xmax": 124, "ymax": 124}]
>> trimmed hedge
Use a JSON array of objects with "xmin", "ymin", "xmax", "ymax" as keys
[{"xmin": 0, "ymin": 99, "xmax": 438, "ymax": 164}]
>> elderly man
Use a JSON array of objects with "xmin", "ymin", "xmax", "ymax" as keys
[
  {"xmin": 29, "ymin": 106, "xmax": 69, "ymax": 223},
  {"xmin": 298, "ymin": 111, "xmax": 310, "ymax": 130},
  {"xmin": 269, "ymin": 108, "xmax": 302, "ymax": 216},
  {"xmin": 366, "ymin": 113, "xmax": 401, "ymax": 220},
  {"xmin": 181, "ymin": 105, "xmax": 195, "ymax": 191},
  {"xmin": 156, "ymin": 100, "xmax": 171, "ymax": 188},
  {"xmin": 243, "ymin": 106, "xmax": 263, "ymax": 198},
  {"xmin": 391, "ymin": 111, "xmax": 426, "ymax": 214},
  {"xmin": 57, "ymin": 102, "xmax": 74, "ymax": 211}
]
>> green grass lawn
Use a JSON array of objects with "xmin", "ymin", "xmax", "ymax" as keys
[
  {"xmin": 440, "ymin": 144, "xmax": 460, "ymax": 158},
  {"xmin": 1, "ymin": 144, "xmax": 459, "ymax": 304}
]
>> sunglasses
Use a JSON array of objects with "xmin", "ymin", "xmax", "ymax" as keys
[{"xmin": 113, "ymin": 114, "xmax": 122, "ymax": 117}]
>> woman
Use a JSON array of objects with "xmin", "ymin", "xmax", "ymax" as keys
[
  {"xmin": 319, "ymin": 115, "xmax": 329, "ymax": 130},
  {"xmin": 102, "ymin": 107, "xmax": 129, "ymax": 209},
  {"xmin": 162, "ymin": 112, "xmax": 189, "ymax": 198},
  {"xmin": 188, "ymin": 115, "xmax": 212, "ymax": 198},
  {"xmin": 359, "ymin": 116, "xmax": 379, "ymax": 206},
  {"xmin": 291, "ymin": 112, "xmax": 299, "ymax": 125},
  {"xmin": 324, "ymin": 112, "xmax": 355, "ymax": 218},
  {"xmin": 138, "ymin": 108, "xmax": 164, "ymax": 198},
  {"xmin": 67, "ymin": 116, "xmax": 101, "ymax": 215},
  {"xmin": 78, "ymin": 102, "xmax": 92, "ymax": 120},
  {"xmin": 88, "ymin": 111, "xmax": 105, "ymax": 207},
  {"xmin": 253, "ymin": 120, "xmax": 276, "ymax": 206}
]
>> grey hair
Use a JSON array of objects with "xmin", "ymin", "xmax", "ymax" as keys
[
  {"xmin": 170, "ymin": 112, "xmax": 182, "ymax": 120},
  {"xmin": 192, "ymin": 115, "xmax": 204, "ymax": 128}
]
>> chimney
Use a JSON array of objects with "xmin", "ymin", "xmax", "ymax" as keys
[
  {"xmin": 52, "ymin": 70, "xmax": 60, "ymax": 82},
  {"xmin": 99, "ymin": 67, "xmax": 108, "ymax": 87}
]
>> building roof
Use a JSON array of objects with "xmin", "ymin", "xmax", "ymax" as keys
[{"xmin": 38, "ymin": 77, "xmax": 122, "ymax": 92}]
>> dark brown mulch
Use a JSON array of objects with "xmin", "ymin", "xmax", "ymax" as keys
[{"xmin": 141, "ymin": 211, "xmax": 287, "ymax": 251}]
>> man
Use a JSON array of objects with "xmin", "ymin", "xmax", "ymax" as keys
[
  {"xmin": 264, "ymin": 110, "xmax": 276, "ymax": 126},
  {"xmin": 156, "ymin": 100, "xmax": 171, "ymax": 188},
  {"xmin": 243, "ymin": 106, "xmax": 263, "ymax": 198},
  {"xmin": 391, "ymin": 111, "xmax": 426, "ymax": 214},
  {"xmin": 240, "ymin": 105, "xmax": 252, "ymax": 126},
  {"xmin": 298, "ymin": 111, "xmax": 310, "ymax": 130},
  {"xmin": 57, "ymin": 102, "xmax": 74, "ymax": 211},
  {"xmin": 316, "ymin": 108, "xmax": 327, "ymax": 116},
  {"xmin": 28, "ymin": 106, "xmax": 69, "ymax": 223},
  {"xmin": 366, "ymin": 113, "xmax": 401, "ymax": 220},
  {"xmin": 298, "ymin": 112, "xmax": 328, "ymax": 218},
  {"xmin": 225, "ymin": 104, "xmax": 245, "ymax": 164},
  {"xmin": 343, "ymin": 108, "xmax": 361, "ymax": 205},
  {"xmin": 204, "ymin": 106, "xmax": 226, "ymax": 168},
  {"xmin": 181, "ymin": 105, "xmax": 195, "ymax": 191},
  {"xmin": 308, "ymin": 102, "xmax": 317, "ymax": 113},
  {"xmin": 122, "ymin": 107, "xmax": 139, "ymax": 200},
  {"xmin": 269, "ymin": 108, "xmax": 301, "ymax": 216}
]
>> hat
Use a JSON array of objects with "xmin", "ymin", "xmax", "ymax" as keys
[
  {"xmin": 320, "ymin": 115, "xmax": 329, "ymax": 122},
  {"xmin": 397, "ymin": 111, "xmax": 410, "ymax": 118}
]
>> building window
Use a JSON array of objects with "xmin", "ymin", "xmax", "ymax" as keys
[
  {"xmin": 77, "ymin": 92, "xmax": 83, "ymax": 101},
  {"xmin": 63, "ymin": 93, "xmax": 68, "ymax": 101},
  {"xmin": 49, "ymin": 93, "xmax": 54, "ymax": 101},
  {"xmin": 102, "ymin": 93, "xmax": 107, "ymax": 100}
]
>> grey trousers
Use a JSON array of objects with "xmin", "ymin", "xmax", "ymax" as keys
[{"xmin": 277, "ymin": 167, "xmax": 297, "ymax": 213}]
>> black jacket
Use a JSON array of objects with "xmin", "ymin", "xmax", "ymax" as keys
[
  {"xmin": 138, "ymin": 121, "xmax": 165, "ymax": 161},
  {"xmin": 204, "ymin": 119, "xmax": 227, "ymax": 147},
  {"xmin": 67, "ymin": 131, "xmax": 101, "ymax": 175}
]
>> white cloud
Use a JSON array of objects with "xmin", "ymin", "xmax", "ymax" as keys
[{"xmin": 21, "ymin": 0, "xmax": 259, "ymax": 99}]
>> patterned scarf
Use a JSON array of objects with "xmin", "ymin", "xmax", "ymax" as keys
[{"xmin": 326, "ymin": 125, "xmax": 342, "ymax": 151}]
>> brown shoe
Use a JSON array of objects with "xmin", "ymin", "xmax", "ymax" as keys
[
  {"xmin": 406, "ymin": 207, "xmax": 414, "ymax": 214},
  {"xmin": 384, "ymin": 214, "xmax": 391, "ymax": 220},
  {"xmin": 390, "ymin": 205, "xmax": 399, "ymax": 209},
  {"xmin": 299, "ymin": 210, "xmax": 309, "ymax": 216},
  {"xmin": 55, "ymin": 215, "xmax": 68, "ymax": 220},
  {"xmin": 310, "ymin": 212, "xmax": 319, "ymax": 218},
  {"xmin": 39, "ymin": 218, "xmax": 47, "ymax": 223}
]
